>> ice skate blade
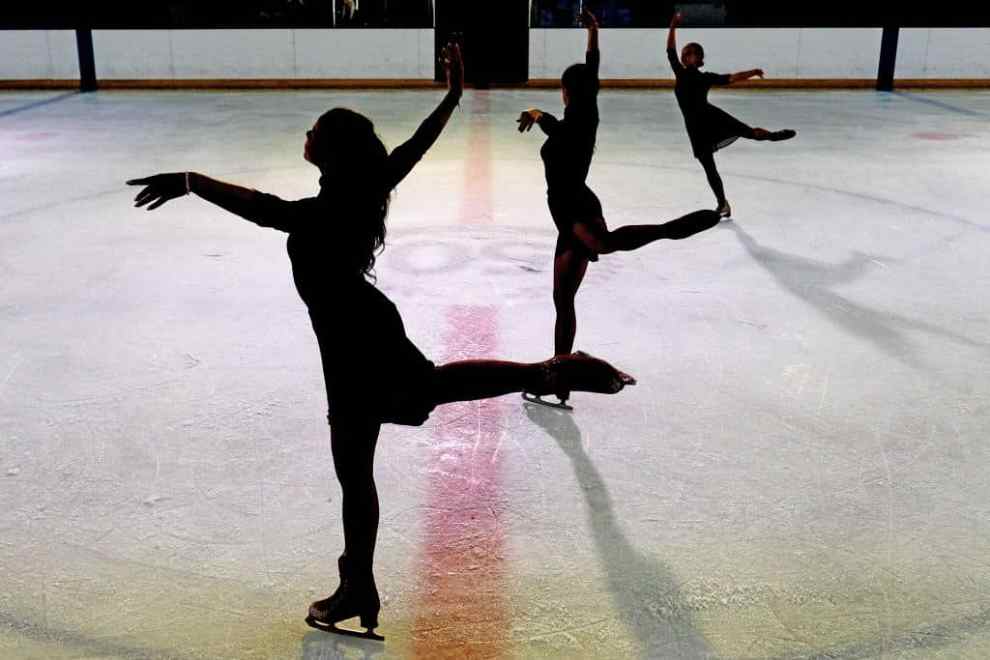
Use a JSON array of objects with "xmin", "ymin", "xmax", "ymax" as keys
[
  {"xmin": 305, "ymin": 615, "xmax": 385, "ymax": 641},
  {"xmin": 522, "ymin": 392, "xmax": 573, "ymax": 411}
]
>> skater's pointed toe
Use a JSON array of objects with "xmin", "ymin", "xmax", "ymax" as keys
[
  {"xmin": 608, "ymin": 370, "xmax": 635, "ymax": 392},
  {"xmin": 308, "ymin": 601, "xmax": 332, "ymax": 622},
  {"xmin": 569, "ymin": 351, "xmax": 634, "ymax": 393},
  {"xmin": 771, "ymin": 129, "xmax": 796, "ymax": 141}
]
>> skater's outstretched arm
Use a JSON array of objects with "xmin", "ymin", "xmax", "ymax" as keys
[
  {"xmin": 703, "ymin": 70, "xmax": 733, "ymax": 86},
  {"xmin": 385, "ymin": 42, "xmax": 463, "ymax": 190},
  {"xmin": 666, "ymin": 12, "xmax": 684, "ymax": 74},
  {"xmin": 727, "ymin": 68, "xmax": 764, "ymax": 84},
  {"xmin": 517, "ymin": 108, "xmax": 558, "ymax": 135},
  {"xmin": 127, "ymin": 172, "xmax": 313, "ymax": 232}
]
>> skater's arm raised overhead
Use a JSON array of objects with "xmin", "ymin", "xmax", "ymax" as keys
[
  {"xmin": 666, "ymin": 12, "xmax": 684, "ymax": 74},
  {"xmin": 127, "ymin": 172, "xmax": 310, "ymax": 231},
  {"xmin": 727, "ymin": 68, "xmax": 764, "ymax": 84},
  {"xmin": 583, "ymin": 8, "xmax": 600, "ymax": 77},
  {"xmin": 385, "ymin": 42, "xmax": 463, "ymax": 190},
  {"xmin": 582, "ymin": 9, "xmax": 601, "ymax": 105}
]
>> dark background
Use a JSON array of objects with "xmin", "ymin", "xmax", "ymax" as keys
[
  {"xmin": 4, "ymin": 2, "xmax": 990, "ymax": 29},
  {"xmin": 536, "ymin": 1, "xmax": 990, "ymax": 28},
  {"xmin": 0, "ymin": 1, "xmax": 432, "ymax": 28}
]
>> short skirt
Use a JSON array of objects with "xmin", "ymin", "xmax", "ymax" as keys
[
  {"xmin": 687, "ymin": 104, "xmax": 752, "ymax": 158},
  {"xmin": 309, "ymin": 285, "xmax": 437, "ymax": 427},
  {"xmin": 548, "ymin": 186, "xmax": 605, "ymax": 261}
]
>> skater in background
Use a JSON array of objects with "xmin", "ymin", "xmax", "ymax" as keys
[
  {"xmin": 518, "ymin": 8, "xmax": 721, "ymax": 410},
  {"xmin": 126, "ymin": 42, "xmax": 633, "ymax": 641},
  {"xmin": 667, "ymin": 11, "xmax": 797, "ymax": 218}
]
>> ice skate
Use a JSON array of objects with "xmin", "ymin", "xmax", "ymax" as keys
[
  {"xmin": 522, "ymin": 351, "xmax": 635, "ymax": 410},
  {"xmin": 305, "ymin": 556, "xmax": 384, "ymax": 642},
  {"xmin": 768, "ymin": 129, "xmax": 796, "ymax": 141},
  {"xmin": 305, "ymin": 613, "xmax": 384, "ymax": 641},
  {"xmin": 522, "ymin": 391, "xmax": 574, "ymax": 411},
  {"xmin": 716, "ymin": 200, "xmax": 732, "ymax": 218}
]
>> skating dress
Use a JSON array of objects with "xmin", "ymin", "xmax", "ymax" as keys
[
  {"xmin": 244, "ymin": 128, "xmax": 445, "ymax": 427},
  {"xmin": 537, "ymin": 48, "xmax": 603, "ymax": 261},
  {"xmin": 667, "ymin": 47, "xmax": 751, "ymax": 158}
]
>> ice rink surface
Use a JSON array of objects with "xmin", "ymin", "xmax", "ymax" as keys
[{"xmin": 1, "ymin": 87, "xmax": 989, "ymax": 659}]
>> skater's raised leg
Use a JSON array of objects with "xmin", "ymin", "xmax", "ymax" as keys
[
  {"xmin": 432, "ymin": 351, "xmax": 634, "ymax": 406},
  {"xmin": 571, "ymin": 210, "xmax": 722, "ymax": 255}
]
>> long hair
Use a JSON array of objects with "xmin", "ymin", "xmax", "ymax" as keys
[{"xmin": 310, "ymin": 108, "xmax": 390, "ymax": 279}]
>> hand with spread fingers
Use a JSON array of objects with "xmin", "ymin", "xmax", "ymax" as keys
[
  {"xmin": 127, "ymin": 173, "xmax": 189, "ymax": 211},
  {"xmin": 516, "ymin": 109, "xmax": 544, "ymax": 132}
]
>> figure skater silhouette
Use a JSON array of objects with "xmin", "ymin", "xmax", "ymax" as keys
[{"xmin": 127, "ymin": 43, "xmax": 633, "ymax": 641}]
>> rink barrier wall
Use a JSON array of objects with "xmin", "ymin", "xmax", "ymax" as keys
[
  {"xmin": 97, "ymin": 79, "xmax": 444, "ymax": 89},
  {"xmin": 533, "ymin": 28, "xmax": 886, "ymax": 79},
  {"xmin": 2, "ymin": 27, "xmax": 990, "ymax": 88},
  {"xmin": 0, "ymin": 30, "xmax": 79, "ymax": 80}
]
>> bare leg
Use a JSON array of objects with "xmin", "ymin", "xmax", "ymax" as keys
[
  {"xmin": 431, "ymin": 249, "xmax": 618, "ymax": 407},
  {"xmin": 431, "ymin": 353, "xmax": 634, "ymax": 406},
  {"xmin": 433, "ymin": 360, "xmax": 545, "ymax": 404},
  {"xmin": 697, "ymin": 152, "xmax": 727, "ymax": 207},
  {"xmin": 553, "ymin": 249, "xmax": 590, "ymax": 356},
  {"xmin": 329, "ymin": 417, "xmax": 381, "ymax": 574},
  {"xmin": 572, "ymin": 210, "xmax": 721, "ymax": 255},
  {"xmin": 306, "ymin": 416, "xmax": 384, "ymax": 638}
]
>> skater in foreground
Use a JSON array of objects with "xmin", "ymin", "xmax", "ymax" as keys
[
  {"xmin": 126, "ymin": 43, "xmax": 633, "ymax": 642},
  {"xmin": 667, "ymin": 11, "xmax": 797, "ymax": 218},
  {"xmin": 518, "ymin": 8, "xmax": 721, "ymax": 410}
]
